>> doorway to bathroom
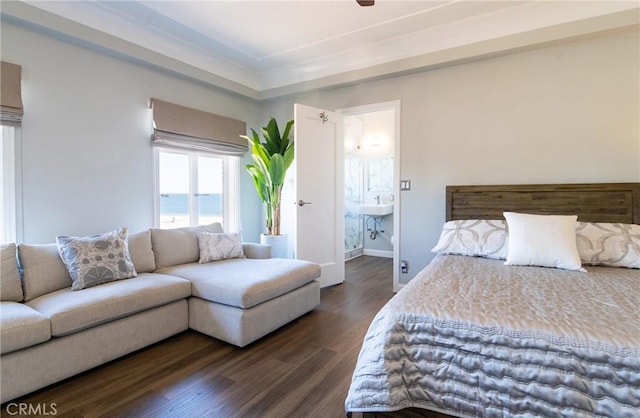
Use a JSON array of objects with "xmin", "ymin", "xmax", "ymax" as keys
[{"xmin": 339, "ymin": 100, "xmax": 400, "ymax": 291}]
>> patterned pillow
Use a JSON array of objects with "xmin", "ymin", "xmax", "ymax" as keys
[
  {"xmin": 197, "ymin": 232, "xmax": 244, "ymax": 263},
  {"xmin": 431, "ymin": 219, "xmax": 508, "ymax": 259},
  {"xmin": 576, "ymin": 222, "xmax": 640, "ymax": 269},
  {"xmin": 56, "ymin": 227, "xmax": 137, "ymax": 290}
]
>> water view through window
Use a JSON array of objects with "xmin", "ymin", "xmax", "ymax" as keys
[{"xmin": 158, "ymin": 151, "xmax": 223, "ymax": 228}]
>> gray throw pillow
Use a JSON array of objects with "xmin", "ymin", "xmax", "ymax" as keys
[
  {"xmin": 197, "ymin": 231, "xmax": 244, "ymax": 263},
  {"xmin": 56, "ymin": 227, "xmax": 137, "ymax": 290}
]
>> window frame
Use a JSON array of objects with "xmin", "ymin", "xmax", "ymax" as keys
[
  {"xmin": 0, "ymin": 125, "xmax": 23, "ymax": 243},
  {"xmin": 153, "ymin": 147, "xmax": 240, "ymax": 232}
]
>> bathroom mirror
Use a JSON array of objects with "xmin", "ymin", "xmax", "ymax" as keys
[{"xmin": 367, "ymin": 157, "xmax": 393, "ymax": 192}]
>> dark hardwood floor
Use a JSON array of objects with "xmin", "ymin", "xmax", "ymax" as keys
[{"xmin": 1, "ymin": 256, "xmax": 452, "ymax": 418}]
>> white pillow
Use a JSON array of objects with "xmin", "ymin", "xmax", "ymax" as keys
[
  {"xmin": 503, "ymin": 212, "xmax": 584, "ymax": 271},
  {"xmin": 576, "ymin": 222, "xmax": 640, "ymax": 269},
  {"xmin": 197, "ymin": 231, "xmax": 244, "ymax": 263},
  {"xmin": 431, "ymin": 219, "xmax": 508, "ymax": 259}
]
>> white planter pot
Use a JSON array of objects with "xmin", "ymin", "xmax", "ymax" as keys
[{"xmin": 260, "ymin": 233, "xmax": 288, "ymax": 258}]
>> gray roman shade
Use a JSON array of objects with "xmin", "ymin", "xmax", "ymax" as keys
[
  {"xmin": 1, "ymin": 62, "xmax": 24, "ymax": 125},
  {"xmin": 151, "ymin": 98, "xmax": 247, "ymax": 155}
]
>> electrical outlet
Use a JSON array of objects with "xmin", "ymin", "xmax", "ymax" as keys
[{"xmin": 401, "ymin": 260, "xmax": 409, "ymax": 274}]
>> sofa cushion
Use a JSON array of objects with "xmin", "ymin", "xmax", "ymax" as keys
[
  {"xmin": 128, "ymin": 230, "xmax": 156, "ymax": 273},
  {"xmin": 0, "ymin": 301, "xmax": 51, "ymax": 354},
  {"xmin": 26, "ymin": 273, "xmax": 191, "ymax": 337},
  {"xmin": 151, "ymin": 223, "xmax": 223, "ymax": 269},
  {"xmin": 157, "ymin": 258, "xmax": 321, "ymax": 309},
  {"xmin": 242, "ymin": 243, "xmax": 271, "ymax": 260},
  {"xmin": 18, "ymin": 243, "xmax": 72, "ymax": 302},
  {"xmin": 1, "ymin": 243, "xmax": 22, "ymax": 302}
]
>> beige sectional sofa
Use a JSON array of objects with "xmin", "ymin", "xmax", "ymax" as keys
[{"xmin": 0, "ymin": 224, "xmax": 321, "ymax": 403}]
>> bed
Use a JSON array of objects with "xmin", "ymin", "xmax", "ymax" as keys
[{"xmin": 345, "ymin": 183, "xmax": 640, "ymax": 417}]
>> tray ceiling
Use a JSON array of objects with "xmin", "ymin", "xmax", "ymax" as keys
[{"xmin": 2, "ymin": 1, "xmax": 638, "ymax": 100}]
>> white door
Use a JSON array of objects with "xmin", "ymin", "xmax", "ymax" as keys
[{"xmin": 288, "ymin": 104, "xmax": 344, "ymax": 287}]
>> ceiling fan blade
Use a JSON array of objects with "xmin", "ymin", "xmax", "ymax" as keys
[{"xmin": 357, "ymin": 0, "xmax": 375, "ymax": 6}]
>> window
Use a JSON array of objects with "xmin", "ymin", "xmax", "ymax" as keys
[
  {"xmin": 1, "ymin": 126, "xmax": 21, "ymax": 243},
  {"xmin": 0, "ymin": 62, "xmax": 23, "ymax": 244},
  {"xmin": 155, "ymin": 148, "xmax": 240, "ymax": 231}
]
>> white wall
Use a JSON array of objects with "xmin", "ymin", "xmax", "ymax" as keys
[
  {"xmin": 1, "ymin": 21, "xmax": 263, "ymax": 244},
  {"xmin": 2, "ymin": 19, "xmax": 638, "ymax": 284},
  {"xmin": 262, "ymin": 31, "xmax": 640, "ymax": 283}
]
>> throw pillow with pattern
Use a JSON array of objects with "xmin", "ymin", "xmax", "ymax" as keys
[
  {"xmin": 431, "ymin": 219, "xmax": 508, "ymax": 259},
  {"xmin": 56, "ymin": 227, "xmax": 137, "ymax": 290},
  {"xmin": 197, "ymin": 231, "xmax": 244, "ymax": 263},
  {"xmin": 576, "ymin": 222, "xmax": 640, "ymax": 268}
]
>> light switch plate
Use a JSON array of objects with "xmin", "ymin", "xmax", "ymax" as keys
[{"xmin": 400, "ymin": 180, "xmax": 411, "ymax": 191}]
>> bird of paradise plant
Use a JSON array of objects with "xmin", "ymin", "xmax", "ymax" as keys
[{"xmin": 242, "ymin": 117, "xmax": 294, "ymax": 236}]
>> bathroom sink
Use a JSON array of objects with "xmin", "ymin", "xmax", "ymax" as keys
[{"xmin": 357, "ymin": 203, "xmax": 393, "ymax": 216}]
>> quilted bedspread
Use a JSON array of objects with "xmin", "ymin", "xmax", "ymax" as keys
[{"xmin": 345, "ymin": 255, "xmax": 640, "ymax": 417}]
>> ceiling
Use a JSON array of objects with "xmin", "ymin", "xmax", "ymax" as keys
[{"xmin": 2, "ymin": 1, "xmax": 639, "ymax": 100}]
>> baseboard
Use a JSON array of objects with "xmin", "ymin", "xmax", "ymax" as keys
[
  {"xmin": 345, "ymin": 248, "xmax": 363, "ymax": 261},
  {"xmin": 363, "ymin": 249, "xmax": 393, "ymax": 258}
]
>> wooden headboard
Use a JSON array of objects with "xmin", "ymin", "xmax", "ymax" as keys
[{"xmin": 446, "ymin": 183, "xmax": 640, "ymax": 224}]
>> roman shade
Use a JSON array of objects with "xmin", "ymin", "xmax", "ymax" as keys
[
  {"xmin": 151, "ymin": 99, "xmax": 247, "ymax": 155},
  {"xmin": 1, "ymin": 62, "xmax": 24, "ymax": 125}
]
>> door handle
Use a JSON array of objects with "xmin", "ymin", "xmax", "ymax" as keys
[{"xmin": 297, "ymin": 200, "xmax": 312, "ymax": 207}]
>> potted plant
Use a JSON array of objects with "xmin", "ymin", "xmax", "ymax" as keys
[{"xmin": 242, "ymin": 117, "xmax": 294, "ymax": 257}]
